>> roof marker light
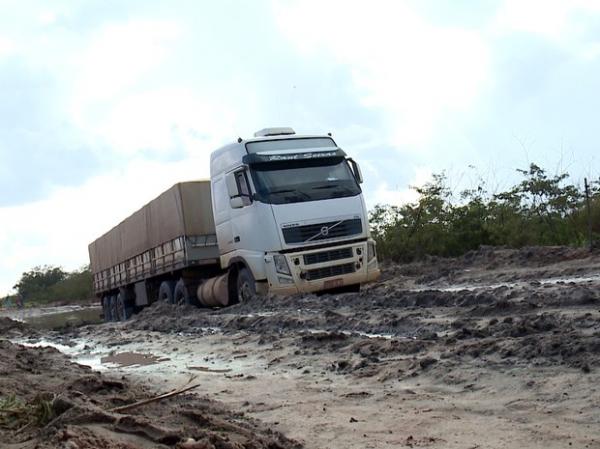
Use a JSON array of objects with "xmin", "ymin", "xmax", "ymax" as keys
[{"xmin": 254, "ymin": 127, "xmax": 296, "ymax": 137}]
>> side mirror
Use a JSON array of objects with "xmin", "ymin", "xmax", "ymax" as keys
[
  {"xmin": 349, "ymin": 159, "xmax": 363, "ymax": 184},
  {"xmin": 229, "ymin": 196, "xmax": 244, "ymax": 209},
  {"xmin": 225, "ymin": 172, "xmax": 239, "ymax": 197}
]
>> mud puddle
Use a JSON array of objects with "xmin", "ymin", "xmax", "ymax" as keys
[
  {"xmin": 18, "ymin": 338, "xmax": 112, "ymax": 371},
  {"xmin": 2, "ymin": 305, "xmax": 102, "ymax": 329},
  {"xmin": 101, "ymin": 351, "xmax": 170, "ymax": 367},
  {"xmin": 412, "ymin": 272, "xmax": 600, "ymax": 292},
  {"xmin": 5, "ymin": 246, "xmax": 600, "ymax": 448},
  {"xmin": 18, "ymin": 330, "xmax": 259, "ymax": 384},
  {"xmin": 0, "ymin": 339, "xmax": 301, "ymax": 449}
]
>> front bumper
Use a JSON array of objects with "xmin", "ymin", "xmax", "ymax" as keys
[{"xmin": 264, "ymin": 240, "xmax": 380, "ymax": 295}]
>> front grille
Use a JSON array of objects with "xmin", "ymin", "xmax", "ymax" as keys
[
  {"xmin": 282, "ymin": 219, "xmax": 362, "ymax": 244},
  {"xmin": 303, "ymin": 247, "xmax": 353, "ymax": 265},
  {"xmin": 306, "ymin": 263, "xmax": 356, "ymax": 281}
]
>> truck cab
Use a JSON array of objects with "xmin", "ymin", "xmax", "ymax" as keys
[{"xmin": 210, "ymin": 127, "xmax": 380, "ymax": 300}]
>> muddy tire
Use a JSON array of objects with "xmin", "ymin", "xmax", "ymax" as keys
[
  {"xmin": 158, "ymin": 281, "xmax": 175, "ymax": 304},
  {"xmin": 109, "ymin": 295, "xmax": 118, "ymax": 321},
  {"xmin": 174, "ymin": 279, "xmax": 199, "ymax": 307},
  {"xmin": 115, "ymin": 292, "xmax": 133, "ymax": 321},
  {"xmin": 102, "ymin": 296, "xmax": 112, "ymax": 322},
  {"xmin": 236, "ymin": 268, "xmax": 256, "ymax": 304}
]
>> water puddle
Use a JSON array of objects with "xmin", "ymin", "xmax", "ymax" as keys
[
  {"xmin": 101, "ymin": 351, "xmax": 169, "ymax": 367},
  {"xmin": 539, "ymin": 274, "xmax": 600, "ymax": 285},
  {"xmin": 16, "ymin": 332, "xmax": 253, "ymax": 380},
  {"xmin": 18, "ymin": 338, "xmax": 110, "ymax": 371},
  {"xmin": 235, "ymin": 311, "xmax": 277, "ymax": 318},
  {"xmin": 303, "ymin": 328, "xmax": 411, "ymax": 340},
  {"xmin": 187, "ymin": 366, "xmax": 232, "ymax": 373},
  {"xmin": 2, "ymin": 306, "xmax": 102, "ymax": 330},
  {"xmin": 413, "ymin": 273, "xmax": 600, "ymax": 293}
]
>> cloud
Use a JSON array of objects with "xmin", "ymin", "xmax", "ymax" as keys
[
  {"xmin": 3, "ymin": 0, "xmax": 600, "ymax": 294},
  {"xmin": 71, "ymin": 20, "xmax": 182, "ymax": 111},
  {"xmin": 273, "ymin": 0, "xmax": 491, "ymax": 150},
  {"xmin": 493, "ymin": 0, "xmax": 574, "ymax": 39},
  {"xmin": 371, "ymin": 166, "xmax": 433, "ymax": 207},
  {"xmin": 492, "ymin": 0, "xmax": 600, "ymax": 41},
  {"xmin": 0, "ymin": 150, "xmax": 215, "ymax": 296},
  {"xmin": 0, "ymin": 63, "xmax": 103, "ymax": 206},
  {"xmin": 0, "ymin": 36, "xmax": 15, "ymax": 57}
]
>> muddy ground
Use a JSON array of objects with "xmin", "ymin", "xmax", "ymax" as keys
[
  {"xmin": 3, "ymin": 246, "xmax": 600, "ymax": 448},
  {"xmin": 0, "ymin": 336, "xmax": 300, "ymax": 448}
]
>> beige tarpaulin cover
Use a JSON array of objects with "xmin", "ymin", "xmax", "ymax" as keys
[{"xmin": 88, "ymin": 181, "xmax": 215, "ymax": 273}]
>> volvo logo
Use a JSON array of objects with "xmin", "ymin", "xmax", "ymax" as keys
[{"xmin": 306, "ymin": 220, "xmax": 345, "ymax": 242}]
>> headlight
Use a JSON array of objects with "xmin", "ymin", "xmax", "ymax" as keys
[
  {"xmin": 273, "ymin": 254, "xmax": 291, "ymax": 275},
  {"xmin": 367, "ymin": 241, "xmax": 377, "ymax": 261}
]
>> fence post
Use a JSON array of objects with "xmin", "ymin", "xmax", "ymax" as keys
[{"xmin": 585, "ymin": 178, "xmax": 593, "ymax": 251}]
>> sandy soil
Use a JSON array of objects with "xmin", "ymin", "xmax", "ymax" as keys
[
  {"xmin": 0, "ymin": 333, "xmax": 300, "ymax": 448},
  {"xmin": 4, "ymin": 246, "xmax": 600, "ymax": 448}
]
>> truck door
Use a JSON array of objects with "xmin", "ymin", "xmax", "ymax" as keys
[
  {"xmin": 230, "ymin": 168, "xmax": 253, "ymax": 250},
  {"xmin": 212, "ymin": 175, "xmax": 234, "ymax": 255}
]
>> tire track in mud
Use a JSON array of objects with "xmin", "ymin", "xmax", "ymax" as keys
[
  {"xmin": 72, "ymin": 271, "xmax": 600, "ymax": 381},
  {"xmin": 8, "ymin": 246, "xmax": 600, "ymax": 449}
]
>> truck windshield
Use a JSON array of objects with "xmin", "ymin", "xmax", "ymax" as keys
[{"xmin": 250, "ymin": 157, "xmax": 361, "ymax": 205}]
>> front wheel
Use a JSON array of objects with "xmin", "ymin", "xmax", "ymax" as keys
[{"xmin": 236, "ymin": 268, "xmax": 256, "ymax": 304}]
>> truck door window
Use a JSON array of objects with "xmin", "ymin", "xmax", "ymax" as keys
[{"xmin": 235, "ymin": 171, "xmax": 252, "ymax": 206}]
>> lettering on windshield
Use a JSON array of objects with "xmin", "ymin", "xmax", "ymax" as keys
[{"xmin": 266, "ymin": 151, "xmax": 338, "ymax": 161}]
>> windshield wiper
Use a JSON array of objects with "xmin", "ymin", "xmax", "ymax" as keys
[
  {"xmin": 312, "ymin": 183, "xmax": 340, "ymax": 190},
  {"xmin": 269, "ymin": 189, "xmax": 296, "ymax": 194},
  {"xmin": 314, "ymin": 183, "xmax": 356, "ymax": 193},
  {"xmin": 268, "ymin": 188, "xmax": 311, "ymax": 199}
]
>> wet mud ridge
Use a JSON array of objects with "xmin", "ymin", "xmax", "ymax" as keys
[
  {"xmin": 107, "ymin": 246, "xmax": 600, "ymax": 376},
  {"xmin": 0, "ymin": 339, "xmax": 301, "ymax": 448},
  {"xmin": 7, "ymin": 246, "xmax": 600, "ymax": 448}
]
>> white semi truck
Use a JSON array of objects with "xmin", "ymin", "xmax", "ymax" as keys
[{"xmin": 89, "ymin": 128, "xmax": 380, "ymax": 321}]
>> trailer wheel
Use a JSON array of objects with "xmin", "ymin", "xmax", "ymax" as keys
[
  {"xmin": 236, "ymin": 268, "xmax": 256, "ymax": 304},
  {"xmin": 158, "ymin": 281, "xmax": 175, "ymax": 304},
  {"xmin": 174, "ymin": 279, "xmax": 199, "ymax": 307},
  {"xmin": 102, "ymin": 296, "xmax": 112, "ymax": 322},
  {"xmin": 109, "ymin": 295, "xmax": 118, "ymax": 322},
  {"xmin": 115, "ymin": 292, "xmax": 133, "ymax": 321}
]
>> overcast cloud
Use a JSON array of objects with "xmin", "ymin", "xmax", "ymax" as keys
[{"xmin": 1, "ymin": 0, "xmax": 600, "ymax": 294}]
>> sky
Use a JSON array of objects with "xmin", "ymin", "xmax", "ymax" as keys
[{"xmin": 1, "ymin": 0, "xmax": 600, "ymax": 295}]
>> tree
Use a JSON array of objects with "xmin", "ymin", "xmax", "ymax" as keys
[{"xmin": 13, "ymin": 266, "xmax": 67, "ymax": 302}]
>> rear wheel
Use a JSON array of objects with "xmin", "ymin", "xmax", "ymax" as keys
[
  {"xmin": 174, "ymin": 279, "xmax": 199, "ymax": 306},
  {"xmin": 115, "ymin": 292, "xmax": 133, "ymax": 321},
  {"xmin": 102, "ymin": 296, "xmax": 112, "ymax": 322},
  {"xmin": 109, "ymin": 295, "xmax": 118, "ymax": 321},
  {"xmin": 236, "ymin": 268, "xmax": 256, "ymax": 304},
  {"xmin": 158, "ymin": 281, "xmax": 175, "ymax": 304}
]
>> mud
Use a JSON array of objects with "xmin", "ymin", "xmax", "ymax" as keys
[
  {"xmin": 0, "ymin": 339, "xmax": 301, "ymax": 448},
  {"xmin": 5, "ymin": 246, "xmax": 600, "ymax": 448}
]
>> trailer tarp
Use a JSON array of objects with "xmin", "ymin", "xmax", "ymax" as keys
[{"xmin": 88, "ymin": 181, "xmax": 215, "ymax": 274}]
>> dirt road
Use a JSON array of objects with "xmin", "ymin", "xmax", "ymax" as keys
[{"xmin": 3, "ymin": 246, "xmax": 600, "ymax": 448}]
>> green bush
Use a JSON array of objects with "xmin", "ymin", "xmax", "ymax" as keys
[
  {"xmin": 370, "ymin": 164, "xmax": 599, "ymax": 262},
  {"xmin": 11, "ymin": 265, "xmax": 93, "ymax": 305}
]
